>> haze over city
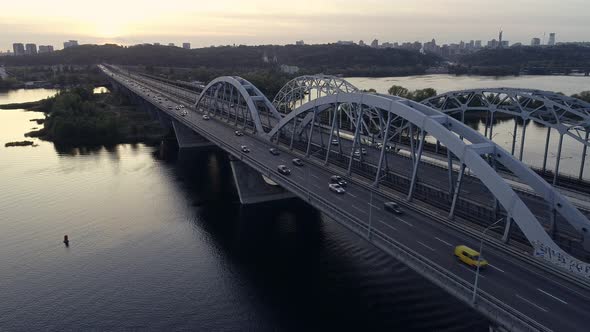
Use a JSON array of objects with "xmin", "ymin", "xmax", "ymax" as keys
[{"xmin": 1, "ymin": 0, "xmax": 588, "ymax": 50}]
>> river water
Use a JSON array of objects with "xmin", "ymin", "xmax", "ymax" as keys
[
  {"xmin": 347, "ymin": 75, "xmax": 590, "ymax": 180},
  {"xmin": 0, "ymin": 88, "xmax": 487, "ymax": 331}
]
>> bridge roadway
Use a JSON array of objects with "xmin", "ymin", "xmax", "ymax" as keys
[
  {"xmin": 125, "ymin": 69, "xmax": 590, "ymax": 220},
  {"xmin": 105, "ymin": 67, "xmax": 590, "ymax": 332}
]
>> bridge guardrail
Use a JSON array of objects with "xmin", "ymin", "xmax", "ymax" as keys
[{"xmin": 108, "ymin": 69, "xmax": 554, "ymax": 331}]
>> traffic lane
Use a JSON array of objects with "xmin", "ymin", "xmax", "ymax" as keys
[{"xmin": 116, "ymin": 76, "xmax": 584, "ymax": 330}]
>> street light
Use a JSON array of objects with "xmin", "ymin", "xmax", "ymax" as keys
[{"xmin": 472, "ymin": 217, "xmax": 504, "ymax": 304}]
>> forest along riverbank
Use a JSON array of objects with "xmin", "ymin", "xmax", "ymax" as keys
[{"xmin": 1, "ymin": 87, "xmax": 166, "ymax": 146}]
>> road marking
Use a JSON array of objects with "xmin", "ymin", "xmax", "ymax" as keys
[
  {"xmin": 417, "ymin": 241, "xmax": 435, "ymax": 251},
  {"xmin": 394, "ymin": 217, "xmax": 414, "ymax": 227},
  {"xmin": 515, "ymin": 294, "xmax": 548, "ymax": 312},
  {"xmin": 351, "ymin": 205, "xmax": 367, "ymax": 214},
  {"xmin": 347, "ymin": 192, "xmax": 358, "ymax": 198},
  {"xmin": 489, "ymin": 264, "xmax": 505, "ymax": 273},
  {"xmin": 458, "ymin": 264, "xmax": 486, "ymax": 278},
  {"xmin": 377, "ymin": 219, "xmax": 398, "ymax": 232},
  {"xmin": 369, "ymin": 203, "xmax": 381, "ymax": 210},
  {"xmin": 435, "ymin": 237, "xmax": 453, "ymax": 247},
  {"xmin": 537, "ymin": 288, "xmax": 568, "ymax": 305}
]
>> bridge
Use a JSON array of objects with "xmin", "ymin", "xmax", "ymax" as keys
[{"xmin": 102, "ymin": 65, "xmax": 590, "ymax": 332}]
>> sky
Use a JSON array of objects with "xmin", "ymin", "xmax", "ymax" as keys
[{"xmin": 1, "ymin": 0, "xmax": 589, "ymax": 51}]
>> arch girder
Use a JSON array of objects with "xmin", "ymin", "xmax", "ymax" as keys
[{"xmin": 268, "ymin": 92, "xmax": 590, "ymax": 276}]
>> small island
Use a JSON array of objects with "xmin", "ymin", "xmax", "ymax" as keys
[
  {"xmin": 24, "ymin": 86, "xmax": 165, "ymax": 146},
  {"xmin": 5, "ymin": 140, "xmax": 35, "ymax": 147}
]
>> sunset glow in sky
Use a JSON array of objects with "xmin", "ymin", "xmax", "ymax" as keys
[{"xmin": 1, "ymin": 0, "xmax": 588, "ymax": 50}]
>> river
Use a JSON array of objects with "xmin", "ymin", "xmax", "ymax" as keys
[{"xmin": 0, "ymin": 88, "xmax": 487, "ymax": 330}]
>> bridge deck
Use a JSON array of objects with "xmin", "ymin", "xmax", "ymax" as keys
[{"xmin": 104, "ymin": 66, "xmax": 590, "ymax": 332}]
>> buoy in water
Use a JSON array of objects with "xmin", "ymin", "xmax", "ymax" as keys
[{"xmin": 63, "ymin": 235, "xmax": 69, "ymax": 247}]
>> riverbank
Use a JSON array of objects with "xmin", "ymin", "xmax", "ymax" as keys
[
  {"xmin": 0, "ymin": 100, "xmax": 44, "ymax": 111},
  {"xmin": 17, "ymin": 87, "xmax": 165, "ymax": 146}
]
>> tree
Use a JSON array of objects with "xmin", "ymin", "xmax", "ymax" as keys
[
  {"xmin": 572, "ymin": 91, "xmax": 590, "ymax": 103},
  {"xmin": 388, "ymin": 85, "xmax": 409, "ymax": 98},
  {"xmin": 410, "ymin": 88, "xmax": 437, "ymax": 101}
]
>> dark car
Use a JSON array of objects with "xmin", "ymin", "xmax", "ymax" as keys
[
  {"xmin": 269, "ymin": 148, "xmax": 280, "ymax": 156},
  {"xmin": 330, "ymin": 175, "xmax": 347, "ymax": 186},
  {"xmin": 277, "ymin": 165, "xmax": 291, "ymax": 175},
  {"xmin": 384, "ymin": 202, "xmax": 403, "ymax": 214},
  {"xmin": 241, "ymin": 145, "xmax": 250, "ymax": 153},
  {"xmin": 292, "ymin": 158, "xmax": 304, "ymax": 167}
]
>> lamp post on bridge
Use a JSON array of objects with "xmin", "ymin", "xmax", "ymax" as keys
[{"xmin": 472, "ymin": 217, "xmax": 504, "ymax": 304}]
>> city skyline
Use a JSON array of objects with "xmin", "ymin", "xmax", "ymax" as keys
[{"xmin": 1, "ymin": 0, "xmax": 588, "ymax": 52}]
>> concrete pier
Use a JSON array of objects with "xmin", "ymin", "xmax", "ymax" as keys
[{"xmin": 229, "ymin": 155, "xmax": 294, "ymax": 204}]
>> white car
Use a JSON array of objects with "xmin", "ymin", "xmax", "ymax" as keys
[
  {"xmin": 329, "ymin": 183, "xmax": 346, "ymax": 194},
  {"xmin": 203, "ymin": 114, "xmax": 210, "ymax": 120}
]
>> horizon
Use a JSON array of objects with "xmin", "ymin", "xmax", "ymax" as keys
[{"xmin": 1, "ymin": 0, "xmax": 589, "ymax": 52}]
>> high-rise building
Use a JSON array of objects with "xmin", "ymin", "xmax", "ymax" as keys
[
  {"xmin": 370, "ymin": 39, "xmax": 379, "ymax": 48},
  {"xmin": 38, "ymin": 45, "xmax": 54, "ymax": 53},
  {"xmin": 474, "ymin": 40, "xmax": 482, "ymax": 49},
  {"xmin": 182, "ymin": 42, "xmax": 191, "ymax": 49},
  {"xmin": 25, "ymin": 43, "xmax": 37, "ymax": 55},
  {"xmin": 358, "ymin": 40, "xmax": 366, "ymax": 47},
  {"xmin": 548, "ymin": 33, "xmax": 556, "ymax": 46},
  {"xmin": 531, "ymin": 38, "xmax": 541, "ymax": 46},
  {"xmin": 12, "ymin": 43, "xmax": 25, "ymax": 56},
  {"xmin": 63, "ymin": 40, "xmax": 78, "ymax": 48}
]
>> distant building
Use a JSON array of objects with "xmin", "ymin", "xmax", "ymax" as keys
[
  {"xmin": 63, "ymin": 40, "xmax": 78, "ymax": 48},
  {"xmin": 13, "ymin": 43, "xmax": 25, "ymax": 56},
  {"xmin": 487, "ymin": 39, "xmax": 499, "ymax": 48},
  {"xmin": 182, "ymin": 42, "xmax": 190, "ymax": 49},
  {"xmin": 168, "ymin": 43, "xmax": 175, "ymax": 47},
  {"xmin": 336, "ymin": 40, "xmax": 354, "ymax": 45},
  {"xmin": 531, "ymin": 38, "xmax": 541, "ymax": 46},
  {"xmin": 501, "ymin": 41, "xmax": 509, "ymax": 47},
  {"xmin": 280, "ymin": 64, "xmax": 300, "ymax": 74},
  {"xmin": 370, "ymin": 39, "xmax": 379, "ymax": 48},
  {"xmin": 548, "ymin": 33, "xmax": 556, "ymax": 46},
  {"xmin": 38, "ymin": 45, "xmax": 54, "ymax": 53},
  {"xmin": 154, "ymin": 42, "xmax": 160, "ymax": 46},
  {"xmin": 295, "ymin": 40, "xmax": 305, "ymax": 46},
  {"xmin": 381, "ymin": 42, "xmax": 394, "ymax": 48},
  {"xmin": 25, "ymin": 43, "xmax": 37, "ymax": 55},
  {"xmin": 358, "ymin": 40, "xmax": 366, "ymax": 47},
  {"xmin": 474, "ymin": 40, "xmax": 482, "ymax": 48}
]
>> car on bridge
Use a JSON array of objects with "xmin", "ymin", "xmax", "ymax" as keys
[
  {"xmin": 454, "ymin": 245, "xmax": 488, "ymax": 268},
  {"xmin": 269, "ymin": 148, "xmax": 280, "ymax": 156},
  {"xmin": 384, "ymin": 201, "xmax": 403, "ymax": 215},
  {"xmin": 203, "ymin": 114, "xmax": 210, "ymax": 120},
  {"xmin": 331, "ymin": 139, "xmax": 339, "ymax": 145},
  {"xmin": 330, "ymin": 175, "xmax": 347, "ymax": 186},
  {"xmin": 240, "ymin": 145, "xmax": 250, "ymax": 153},
  {"xmin": 292, "ymin": 158, "xmax": 304, "ymax": 167},
  {"xmin": 329, "ymin": 183, "xmax": 346, "ymax": 194},
  {"xmin": 181, "ymin": 110, "xmax": 188, "ymax": 117},
  {"xmin": 234, "ymin": 130, "xmax": 243, "ymax": 136},
  {"xmin": 277, "ymin": 165, "xmax": 291, "ymax": 175}
]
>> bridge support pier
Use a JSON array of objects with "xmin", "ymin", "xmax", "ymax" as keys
[
  {"xmin": 171, "ymin": 120, "xmax": 217, "ymax": 150},
  {"xmin": 228, "ymin": 155, "xmax": 295, "ymax": 205}
]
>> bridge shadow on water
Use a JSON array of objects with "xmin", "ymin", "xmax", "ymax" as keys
[{"xmin": 157, "ymin": 143, "xmax": 490, "ymax": 331}]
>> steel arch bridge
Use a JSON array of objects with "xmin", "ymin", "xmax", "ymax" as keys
[
  {"xmin": 193, "ymin": 74, "xmax": 590, "ymax": 277},
  {"xmin": 272, "ymin": 75, "xmax": 359, "ymax": 114},
  {"xmin": 195, "ymin": 76, "xmax": 282, "ymax": 134},
  {"xmin": 422, "ymin": 88, "xmax": 590, "ymax": 182}
]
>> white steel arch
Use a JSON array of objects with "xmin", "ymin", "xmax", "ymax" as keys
[
  {"xmin": 195, "ymin": 76, "xmax": 282, "ymax": 135},
  {"xmin": 422, "ymin": 88, "xmax": 590, "ymax": 182},
  {"xmin": 268, "ymin": 92, "xmax": 590, "ymax": 277},
  {"xmin": 273, "ymin": 75, "xmax": 359, "ymax": 114}
]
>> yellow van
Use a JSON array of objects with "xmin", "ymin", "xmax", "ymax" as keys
[{"xmin": 454, "ymin": 245, "xmax": 488, "ymax": 268}]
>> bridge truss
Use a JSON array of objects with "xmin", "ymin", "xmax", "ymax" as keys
[{"xmin": 422, "ymin": 88, "xmax": 590, "ymax": 183}]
